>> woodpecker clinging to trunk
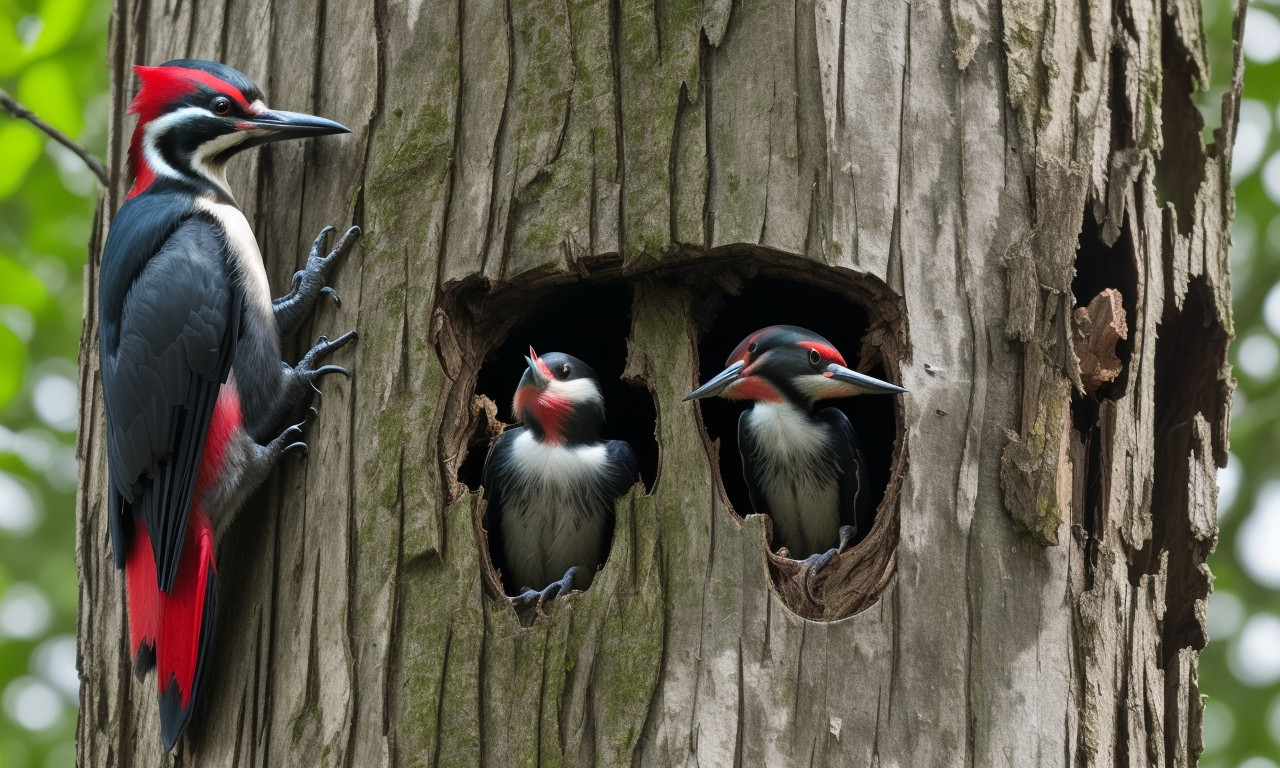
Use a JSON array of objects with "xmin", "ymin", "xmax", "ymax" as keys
[
  {"xmin": 685, "ymin": 326, "xmax": 904, "ymax": 593},
  {"xmin": 482, "ymin": 349, "xmax": 639, "ymax": 613},
  {"xmin": 99, "ymin": 60, "xmax": 357, "ymax": 749}
]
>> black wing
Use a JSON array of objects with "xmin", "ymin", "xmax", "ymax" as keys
[
  {"xmin": 603, "ymin": 440, "xmax": 640, "ymax": 498},
  {"xmin": 737, "ymin": 410, "xmax": 772, "ymax": 517},
  {"xmin": 100, "ymin": 215, "xmax": 239, "ymax": 591},
  {"xmin": 480, "ymin": 428, "xmax": 523, "ymax": 572},
  {"xmin": 817, "ymin": 407, "xmax": 872, "ymax": 542}
]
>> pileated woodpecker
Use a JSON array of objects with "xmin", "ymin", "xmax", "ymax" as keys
[
  {"xmin": 99, "ymin": 60, "xmax": 357, "ymax": 749},
  {"xmin": 482, "ymin": 349, "xmax": 639, "ymax": 612},
  {"xmin": 685, "ymin": 325, "xmax": 904, "ymax": 591}
]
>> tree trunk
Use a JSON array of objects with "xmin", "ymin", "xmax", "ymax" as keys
[{"xmin": 75, "ymin": 0, "xmax": 1241, "ymax": 764}]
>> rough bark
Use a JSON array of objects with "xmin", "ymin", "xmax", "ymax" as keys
[{"xmin": 75, "ymin": 0, "xmax": 1240, "ymax": 764}]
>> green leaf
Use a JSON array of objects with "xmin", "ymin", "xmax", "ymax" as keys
[
  {"xmin": 29, "ymin": 0, "xmax": 91, "ymax": 57},
  {"xmin": 0, "ymin": 256, "xmax": 48, "ymax": 312},
  {"xmin": 16, "ymin": 59, "xmax": 80, "ymax": 137},
  {"xmin": 0, "ymin": 122, "xmax": 42, "ymax": 198},
  {"xmin": 0, "ymin": 323, "xmax": 24, "ymax": 409}
]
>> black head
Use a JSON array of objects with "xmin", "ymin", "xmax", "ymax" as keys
[
  {"xmin": 684, "ymin": 325, "xmax": 905, "ymax": 408},
  {"xmin": 126, "ymin": 59, "xmax": 349, "ymax": 202},
  {"xmin": 512, "ymin": 349, "xmax": 607, "ymax": 445}
]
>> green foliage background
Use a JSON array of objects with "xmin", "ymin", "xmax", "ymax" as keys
[
  {"xmin": 0, "ymin": 1, "xmax": 1269, "ymax": 766},
  {"xmin": 0, "ymin": 0, "xmax": 108, "ymax": 765}
]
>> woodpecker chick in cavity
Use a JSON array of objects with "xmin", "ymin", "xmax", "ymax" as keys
[
  {"xmin": 99, "ymin": 59, "xmax": 357, "ymax": 750},
  {"xmin": 685, "ymin": 325, "xmax": 904, "ymax": 597},
  {"xmin": 483, "ymin": 349, "xmax": 640, "ymax": 615}
]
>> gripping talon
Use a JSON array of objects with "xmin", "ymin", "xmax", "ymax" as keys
[
  {"xmin": 284, "ymin": 441, "xmax": 309, "ymax": 457},
  {"xmin": 802, "ymin": 525, "xmax": 857, "ymax": 602},
  {"xmin": 320, "ymin": 286, "xmax": 341, "ymax": 307}
]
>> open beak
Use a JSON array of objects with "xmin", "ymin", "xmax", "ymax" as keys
[
  {"xmin": 246, "ymin": 108, "xmax": 350, "ymax": 139},
  {"xmin": 683, "ymin": 360, "xmax": 746, "ymax": 401},
  {"xmin": 825, "ymin": 363, "xmax": 906, "ymax": 394},
  {"xmin": 519, "ymin": 346, "xmax": 552, "ymax": 391}
]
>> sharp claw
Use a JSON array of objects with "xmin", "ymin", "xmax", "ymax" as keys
[
  {"xmin": 311, "ymin": 364, "xmax": 350, "ymax": 379},
  {"xmin": 321, "ymin": 286, "xmax": 341, "ymax": 307},
  {"xmin": 284, "ymin": 441, "xmax": 309, "ymax": 458}
]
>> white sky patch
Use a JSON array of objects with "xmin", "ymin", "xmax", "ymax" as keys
[
  {"xmin": 1245, "ymin": 8, "xmax": 1280, "ymax": 63},
  {"xmin": 1207, "ymin": 590, "xmax": 1244, "ymax": 639},
  {"xmin": 33, "ymin": 374, "xmax": 77, "ymax": 432},
  {"xmin": 3, "ymin": 676, "xmax": 62, "ymax": 731},
  {"xmin": 0, "ymin": 471, "xmax": 37, "ymax": 534},
  {"xmin": 1201, "ymin": 698, "xmax": 1234, "ymax": 754},
  {"xmin": 1218, "ymin": 452, "xmax": 1241, "ymax": 517},
  {"xmin": 0, "ymin": 583, "xmax": 51, "ymax": 640},
  {"xmin": 1239, "ymin": 483, "xmax": 1280, "ymax": 588},
  {"xmin": 1234, "ymin": 100, "xmax": 1270, "ymax": 182},
  {"xmin": 1231, "ymin": 613, "xmax": 1280, "ymax": 686},
  {"xmin": 1238, "ymin": 334, "xmax": 1280, "ymax": 380},
  {"xmin": 1261, "ymin": 152, "xmax": 1280, "ymax": 205},
  {"xmin": 32, "ymin": 635, "xmax": 79, "ymax": 702},
  {"xmin": 1263, "ymin": 281, "xmax": 1280, "ymax": 337}
]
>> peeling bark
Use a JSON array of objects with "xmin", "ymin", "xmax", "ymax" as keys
[{"xmin": 76, "ymin": 0, "xmax": 1239, "ymax": 764}]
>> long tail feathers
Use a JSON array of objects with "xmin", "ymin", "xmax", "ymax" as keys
[{"xmin": 124, "ymin": 511, "xmax": 218, "ymax": 751}]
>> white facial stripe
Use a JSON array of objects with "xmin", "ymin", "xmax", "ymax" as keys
[
  {"xmin": 547, "ymin": 376, "xmax": 603, "ymax": 405},
  {"xmin": 141, "ymin": 106, "xmax": 209, "ymax": 182},
  {"xmin": 249, "ymin": 99, "xmax": 267, "ymax": 115},
  {"xmin": 191, "ymin": 128, "xmax": 259, "ymax": 201},
  {"xmin": 794, "ymin": 373, "xmax": 855, "ymax": 401},
  {"xmin": 142, "ymin": 104, "xmax": 254, "ymax": 199}
]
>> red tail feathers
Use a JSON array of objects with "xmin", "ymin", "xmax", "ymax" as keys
[{"xmin": 125, "ymin": 511, "xmax": 218, "ymax": 750}]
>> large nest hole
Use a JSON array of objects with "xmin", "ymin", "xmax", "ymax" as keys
[
  {"xmin": 685, "ymin": 259, "xmax": 906, "ymax": 621},
  {"xmin": 453, "ymin": 280, "xmax": 657, "ymax": 602}
]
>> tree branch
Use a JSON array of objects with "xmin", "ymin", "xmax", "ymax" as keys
[{"xmin": 0, "ymin": 87, "xmax": 109, "ymax": 186}]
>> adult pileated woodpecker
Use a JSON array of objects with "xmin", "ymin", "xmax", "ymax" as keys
[
  {"xmin": 482, "ymin": 349, "xmax": 639, "ymax": 612},
  {"xmin": 685, "ymin": 326, "xmax": 904, "ymax": 591},
  {"xmin": 99, "ymin": 60, "xmax": 357, "ymax": 749}
]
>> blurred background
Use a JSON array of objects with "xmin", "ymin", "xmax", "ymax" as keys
[{"xmin": 0, "ymin": 0, "xmax": 1269, "ymax": 766}]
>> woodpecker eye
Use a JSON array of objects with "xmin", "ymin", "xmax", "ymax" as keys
[
  {"xmin": 808, "ymin": 348, "xmax": 822, "ymax": 367},
  {"xmin": 211, "ymin": 96, "xmax": 232, "ymax": 115},
  {"xmin": 559, "ymin": 363, "xmax": 571, "ymax": 379},
  {"xmin": 747, "ymin": 341, "xmax": 758, "ymax": 355}
]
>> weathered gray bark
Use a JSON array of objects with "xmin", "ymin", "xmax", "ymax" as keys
[{"xmin": 75, "ymin": 0, "xmax": 1240, "ymax": 764}]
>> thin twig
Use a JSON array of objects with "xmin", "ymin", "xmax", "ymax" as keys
[{"xmin": 0, "ymin": 87, "xmax": 108, "ymax": 186}]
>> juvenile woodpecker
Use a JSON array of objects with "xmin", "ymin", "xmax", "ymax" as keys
[
  {"xmin": 99, "ymin": 60, "xmax": 357, "ymax": 749},
  {"xmin": 685, "ymin": 326, "xmax": 904, "ymax": 590},
  {"xmin": 482, "ymin": 349, "xmax": 639, "ymax": 612}
]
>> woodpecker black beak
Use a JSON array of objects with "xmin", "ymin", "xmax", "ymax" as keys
[
  {"xmin": 520, "ymin": 347, "xmax": 552, "ymax": 391},
  {"xmin": 683, "ymin": 360, "xmax": 746, "ymax": 401},
  {"xmin": 824, "ymin": 363, "xmax": 906, "ymax": 394},
  {"xmin": 245, "ymin": 109, "xmax": 350, "ymax": 138}
]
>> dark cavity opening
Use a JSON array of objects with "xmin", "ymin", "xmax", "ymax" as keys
[
  {"xmin": 1155, "ymin": 11, "xmax": 1208, "ymax": 236},
  {"xmin": 1069, "ymin": 209, "xmax": 1140, "ymax": 588},
  {"xmin": 1072, "ymin": 210, "xmax": 1139, "ymax": 399},
  {"xmin": 455, "ymin": 280, "xmax": 657, "ymax": 601},
  {"xmin": 691, "ymin": 276, "xmax": 897, "ymax": 548},
  {"xmin": 457, "ymin": 282, "xmax": 658, "ymax": 493}
]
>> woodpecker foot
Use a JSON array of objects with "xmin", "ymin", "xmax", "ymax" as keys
[
  {"xmin": 802, "ymin": 525, "xmax": 856, "ymax": 602},
  {"xmin": 274, "ymin": 225, "xmax": 361, "ymax": 338},
  {"xmin": 268, "ymin": 419, "xmax": 311, "ymax": 459},
  {"xmin": 295, "ymin": 331, "xmax": 359, "ymax": 393},
  {"xmin": 511, "ymin": 566, "xmax": 584, "ymax": 619}
]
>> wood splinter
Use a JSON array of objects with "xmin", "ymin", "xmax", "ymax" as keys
[{"xmin": 1073, "ymin": 288, "xmax": 1128, "ymax": 395}]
